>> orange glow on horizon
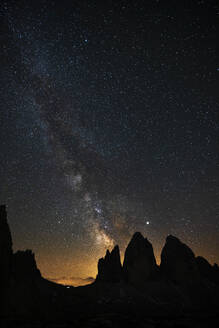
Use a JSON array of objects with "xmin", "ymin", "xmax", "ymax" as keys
[
  {"xmin": 47, "ymin": 277, "xmax": 94, "ymax": 287},
  {"xmin": 32, "ymin": 233, "xmax": 219, "ymax": 287}
]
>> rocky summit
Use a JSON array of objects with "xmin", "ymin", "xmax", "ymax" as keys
[
  {"xmin": 1, "ymin": 205, "xmax": 219, "ymax": 327},
  {"xmin": 96, "ymin": 245, "xmax": 122, "ymax": 282},
  {"xmin": 160, "ymin": 234, "xmax": 199, "ymax": 284},
  {"xmin": 0, "ymin": 205, "xmax": 13, "ymax": 313},
  {"xmin": 123, "ymin": 232, "xmax": 158, "ymax": 285},
  {"xmin": 0, "ymin": 205, "xmax": 13, "ymax": 283}
]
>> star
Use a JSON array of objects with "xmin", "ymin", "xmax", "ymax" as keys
[{"xmin": 1, "ymin": 0, "xmax": 218, "ymax": 286}]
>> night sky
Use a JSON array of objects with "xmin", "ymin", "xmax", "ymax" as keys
[{"xmin": 1, "ymin": 0, "xmax": 218, "ymax": 286}]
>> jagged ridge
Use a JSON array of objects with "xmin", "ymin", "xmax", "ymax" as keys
[{"xmin": 95, "ymin": 232, "xmax": 219, "ymax": 288}]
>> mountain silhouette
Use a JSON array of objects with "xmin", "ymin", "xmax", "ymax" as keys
[
  {"xmin": 123, "ymin": 232, "xmax": 158, "ymax": 286},
  {"xmin": 1, "ymin": 204, "xmax": 219, "ymax": 327},
  {"xmin": 96, "ymin": 245, "xmax": 122, "ymax": 283}
]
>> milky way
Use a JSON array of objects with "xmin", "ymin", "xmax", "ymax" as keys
[{"xmin": 0, "ymin": 0, "xmax": 218, "ymax": 285}]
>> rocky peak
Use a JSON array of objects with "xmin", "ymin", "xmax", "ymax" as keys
[
  {"xmin": 123, "ymin": 232, "xmax": 157, "ymax": 285},
  {"xmin": 12, "ymin": 250, "xmax": 41, "ymax": 281},
  {"xmin": 160, "ymin": 235, "xmax": 198, "ymax": 284},
  {"xmin": 96, "ymin": 245, "xmax": 122, "ymax": 282},
  {"xmin": 0, "ymin": 205, "xmax": 12, "ymax": 250},
  {"xmin": 0, "ymin": 205, "xmax": 13, "ymax": 284}
]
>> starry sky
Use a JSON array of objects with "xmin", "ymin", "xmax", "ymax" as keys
[{"xmin": 0, "ymin": 0, "xmax": 218, "ymax": 286}]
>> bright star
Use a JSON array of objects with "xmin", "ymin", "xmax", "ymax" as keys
[{"xmin": 94, "ymin": 205, "xmax": 102, "ymax": 214}]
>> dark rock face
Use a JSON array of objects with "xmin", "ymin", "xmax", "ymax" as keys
[
  {"xmin": 96, "ymin": 245, "xmax": 122, "ymax": 282},
  {"xmin": 0, "ymin": 205, "xmax": 13, "ymax": 314},
  {"xmin": 0, "ymin": 205, "xmax": 44, "ymax": 316},
  {"xmin": 10, "ymin": 250, "xmax": 42, "ymax": 316},
  {"xmin": 160, "ymin": 235, "xmax": 199, "ymax": 284},
  {"xmin": 212, "ymin": 264, "xmax": 219, "ymax": 285},
  {"xmin": 0, "ymin": 205, "xmax": 13, "ymax": 284},
  {"xmin": 213, "ymin": 263, "xmax": 219, "ymax": 275},
  {"xmin": 12, "ymin": 250, "xmax": 41, "ymax": 281},
  {"xmin": 123, "ymin": 232, "xmax": 157, "ymax": 286},
  {"xmin": 196, "ymin": 256, "xmax": 219, "ymax": 285}
]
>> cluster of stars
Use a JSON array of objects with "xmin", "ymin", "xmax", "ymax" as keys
[{"xmin": 0, "ymin": 0, "xmax": 218, "ymax": 284}]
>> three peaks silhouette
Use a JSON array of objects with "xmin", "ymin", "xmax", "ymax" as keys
[
  {"xmin": 1, "ymin": 204, "xmax": 219, "ymax": 323},
  {"xmin": 96, "ymin": 230, "xmax": 219, "ymax": 286}
]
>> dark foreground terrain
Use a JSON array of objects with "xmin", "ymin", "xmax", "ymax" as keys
[
  {"xmin": 1, "ymin": 205, "xmax": 219, "ymax": 327},
  {"xmin": 1, "ymin": 313, "xmax": 219, "ymax": 328}
]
